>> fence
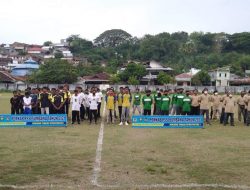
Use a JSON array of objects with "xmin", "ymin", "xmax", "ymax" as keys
[{"xmin": 0, "ymin": 83, "xmax": 250, "ymax": 93}]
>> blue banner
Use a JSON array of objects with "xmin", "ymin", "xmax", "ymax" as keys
[
  {"xmin": 0, "ymin": 114, "xmax": 67, "ymax": 128},
  {"xmin": 132, "ymin": 115, "xmax": 204, "ymax": 128}
]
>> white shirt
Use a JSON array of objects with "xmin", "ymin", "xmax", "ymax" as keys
[
  {"xmin": 88, "ymin": 94, "xmax": 100, "ymax": 110},
  {"xmin": 83, "ymin": 94, "xmax": 90, "ymax": 107},
  {"xmin": 96, "ymin": 92, "xmax": 103, "ymax": 103},
  {"xmin": 23, "ymin": 96, "xmax": 32, "ymax": 109},
  {"xmin": 79, "ymin": 92, "xmax": 85, "ymax": 105},
  {"xmin": 71, "ymin": 94, "xmax": 81, "ymax": 111}
]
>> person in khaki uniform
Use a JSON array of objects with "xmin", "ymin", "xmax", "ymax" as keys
[
  {"xmin": 198, "ymin": 88, "xmax": 212, "ymax": 125},
  {"xmin": 237, "ymin": 91, "xmax": 246, "ymax": 123},
  {"xmin": 223, "ymin": 93, "xmax": 236, "ymax": 126},
  {"xmin": 244, "ymin": 90, "xmax": 250, "ymax": 126},
  {"xmin": 190, "ymin": 89, "xmax": 200, "ymax": 115},
  {"xmin": 220, "ymin": 92, "xmax": 229, "ymax": 124},
  {"xmin": 211, "ymin": 90, "xmax": 221, "ymax": 120}
]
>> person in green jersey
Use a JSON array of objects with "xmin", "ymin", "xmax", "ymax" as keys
[
  {"xmin": 182, "ymin": 91, "xmax": 192, "ymax": 115},
  {"xmin": 154, "ymin": 90, "xmax": 162, "ymax": 115},
  {"xmin": 161, "ymin": 90, "xmax": 171, "ymax": 115},
  {"xmin": 133, "ymin": 88, "xmax": 142, "ymax": 115},
  {"xmin": 142, "ymin": 90, "xmax": 153, "ymax": 115},
  {"xmin": 153, "ymin": 88, "xmax": 159, "ymax": 115},
  {"xmin": 171, "ymin": 89, "xmax": 178, "ymax": 115},
  {"xmin": 176, "ymin": 88, "xmax": 185, "ymax": 115}
]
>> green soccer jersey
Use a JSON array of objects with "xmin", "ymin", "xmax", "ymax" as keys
[
  {"xmin": 161, "ymin": 95, "xmax": 171, "ymax": 111},
  {"xmin": 182, "ymin": 96, "xmax": 192, "ymax": 112},
  {"xmin": 133, "ymin": 93, "xmax": 141, "ymax": 106},
  {"xmin": 176, "ymin": 93, "xmax": 185, "ymax": 107},
  {"xmin": 154, "ymin": 96, "xmax": 162, "ymax": 109},
  {"xmin": 142, "ymin": 95, "xmax": 153, "ymax": 110},
  {"xmin": 171, "ymin": 93, "xmax": 177, "ymax": 105}
]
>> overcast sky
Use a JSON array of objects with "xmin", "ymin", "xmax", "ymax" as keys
[{"xmin": 0, "ymin": 0, "xmax": 249, "ymax": 44}]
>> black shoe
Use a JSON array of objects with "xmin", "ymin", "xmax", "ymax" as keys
[
  {"xmin": 78, "ymin": 122, "xmax": 80, "ymax": 124},
  {"xmin": 71, "ymin": 122, "xmax": 75, "ymax": 125}
]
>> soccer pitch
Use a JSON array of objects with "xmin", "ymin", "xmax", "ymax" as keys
[{"xmin": 0, "ymin": 93, "xmax": 250, "ymax": 190}]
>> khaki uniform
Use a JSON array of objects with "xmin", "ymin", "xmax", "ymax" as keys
[
  {"xmin": 237, "ymin": 96, "xmax": 246, "ymax": 122},
  {"xmin": 198, "ymin": 94, "xmax": 211, "ymax": 124},
  {"xmin": 224, "ymin": 97, "xmax": 236, "ymax": 113},
  {"xmin": 211, "ymin": 95, "xmax": 221, "ymax": 119},
  {"xmin": 244, "ymin": 95, "xmax": 250, "ymax": 125},
  {"xmin": 190, "ymin": 94, "xmax": 200, "ymax": 115}
]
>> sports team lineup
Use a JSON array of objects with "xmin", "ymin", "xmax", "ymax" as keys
[{"xmin": 7, "ymin": 84, "xmax": 250, "ymax": 126}]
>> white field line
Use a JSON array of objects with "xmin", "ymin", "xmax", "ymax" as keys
[
  {"xmin": 91, "ymin": 102, "xmax": 106, "ymax": 186},
  {"xmin": 0, "ymin": 184, "xmax": 79, "ymax": 189}
]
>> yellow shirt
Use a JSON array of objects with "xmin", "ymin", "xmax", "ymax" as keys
[
  {"xmin": 106, "ymin": 96, "xmax": 115, "ymax": 110},
  {"xmin": 122, "ymin": 94, "xmax": 131, "ymax": 107}
]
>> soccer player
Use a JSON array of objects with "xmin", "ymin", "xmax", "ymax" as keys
[
  {"xmin": 190, "ymin": 89, "xmax": 200, "ymax": 115},
  {"xmin": 117, "ymin": 87, "xmax": 124, "ymax": 123},
  {"xmin": 71, "ymin": 90, "xmax": 81, "ymax": 125},
  {"xmin": 84, "ymin": 89, "xmax": 90, "ymax": 119},
  {"xmin": 50, "ymin": 88, "xmax": 57, "ymax": 114},
  {"xmin": 106, "ymin": 89, "xmax": 116, "ymax": 123},
  {"xmin": 176, "ymin": 88, "xmax": 185, "ymax": 115},
  {"xmin": 120, "ymin": 87, "xmax": 132, "ymax": 126},
  {"xmin": 161, "ymin": 90, "xmax": 171, "ymax": 115},
  {"xmin": 182, "ymin": 91, "xmax": 192, "ymax": 115},
  {"xmin": 154, "ymin": 90, "xmax": 162, "ymax": 115},
  {"xmin": 30, "ymin": 88, "xmax": 39, "ymax": 114},
  {"xmin": 223, "ymin": 93, "xmax": 236, "ymax": 126},
  {"xmin": 199, "ymin": 88, "xmax": 212, "ymax": 125},
  {"xmin": 96, "ymin": 88, "xmax": 103, "ymax": 118},
  {"xmin": 171, "ymin": 89, "xmax": 178, "ymax": 115},
  {"xmin": 237, "ymin": 91, "xmax": 246, "ymax": 123},
  {"xmin": 132, "ymin": 88, "xmax": 142, "ymax": 115},
  {"xmin": 17, "ymin": 90, "xmax": 24, "ymax": 114},
  {"xmin": 211, "ymin": 91, "xmax": 221, "ymax": 119},
  {"xmin": 88, "ymin": 89, "xmax": 99, "ymax": 124},
  {"xmin": 23, "ymin": 91, "xmax": 32, "ymax": 114},
  {"xmin": 153, "ymin": 88, "xmax": 159, "ymax": 115},
  {"xmin": 10, "ymin": 91, "xmax": 19, "ymax": 114},
  {"xmin": 142, "ymin": 90, "xmax": 153, "ymax": 116},
  {"xmin": 38, "ymin": 87, "xmax": 52, "ymax": 114},
  {"xmin": 63, "ymin": 85, "xmax": 71, "ymax": 116},
  {"xmin": 51, "ymin": 89, "xmax": 64, "ymax": 114}
]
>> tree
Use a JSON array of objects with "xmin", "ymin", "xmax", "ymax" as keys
[
  {"xmin": 119, "ymin": 63, "xmax": 146, "ymax": 82},
  {"xmin": 28, "ymin": 59, "xmax": 78, "ymax": 84},
  {"xmin": 157, "ymin": 72, "xmax": 173, "ymax": 85},
  {"xmin": 128, "ymin": 76, "xmax": 139, "ymax": 85},
  {"xmin": 66, "ymin": 34, "xmax": 93, "ymax": 54},
  {"xmin": 94, "ymin": 29, "xmax": 132, "ymax": 47},
  {"xmin": 110, "ymin": 74, "xmax": 121, "ymax": 84},
  {"xmin": 191, "ymin": 71, "xmax": 211, "ymax": 86},
  {"xmin": 43, "ymin": 41, "xmax": 53, "ymax": 46},
  {"xmin": 54, "ymin": 52, "xmax": 63, "ymax": 59}
]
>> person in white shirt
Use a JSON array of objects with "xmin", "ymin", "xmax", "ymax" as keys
[
  {"xmin": 71, "ymin": 90, "xmax": 81, "ymax": 125},
  {"xmin": 23, "ymin": 91, "xmax": 32, "ymax": 114},
  {"xmin": 84, "ymin": 89, "xmax": 90, "ymax": 119},
  {"xmin": 88, "ymin": 89, "xmax": 100, "ymax": 124},
  {"xmin": 77, "ymin": 87, "xmax": 85, "ymax": 121},
  {"xmin": 96, "ymin": 88, "xmax": 103, "ymax": 118}
]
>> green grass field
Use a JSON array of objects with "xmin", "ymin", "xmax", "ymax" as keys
[{"xmin": 0, "ymin": 92, "xmax": 250, "ymax": 190}]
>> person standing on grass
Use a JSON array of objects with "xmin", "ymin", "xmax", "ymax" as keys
[
  {"xmin": 17, "ymin": 90, "xmax": 24, "ymax": 114},
  {"xmin": 30, "ymin": 88, "xmax": 39, "ymax": 114},
  {"xmin": 71, "ymin": 90, "xmax": 81, "ymax": 125},
  {"xmin": 63, "ymin": 85, "xmax": 71, "ymax": 116},
  {"xmin": 223, "ymin": 93, "xmax": 236, "ymax": 126},
  {"xmin": 161, "ymin": 90, "xmax": 171, "ymax": 115},
  {"xmin": 170, "ymin": 89, "xmax": 178, "ymax": 115},
  {"xmin": 182, "ymin": 91, "xmax": 192, "ymax": 115},
  {"xmin": 119, "ymin": 87, "xmax": 132, "ymax": 126},
  {"xmin": 220, "ymin": 91, "xmax": 229, "ymax": 124},
  {"xmin": 38, "ymin": 87, "xmax": 51, "ymax": 114},
  {"xmin": 199, "ymin": 88, "xmax": 212, "ymax": 125},
  {"xmin": 154, "ymin": 90, "xmax": 162, "ymax": 115},
  {"xmin": 211, "ymin": 90, "xmax": 221, "ymax": 120},
  {"xmin": 77, "ymin": 87, "xmax": 85, "ymax": 121},
  {"xmin": 23, "ymin": 91, "xmax": 32, "ymax": 114},
  {"xmin": 117, "ymin": 87, "xmax": 124, "ymax": 124},
  {"xmin": 153, "ymin": 88, "xmax": 159, "ymax": 115},
  {"xmin": 84, "ymin": 89, "xmax": 90, "ymax": 120},
  {"xmin": 10, "ymin": 91, "xmax": 19, "ymax": 114},
  {"xmin": 237, "ymin": 91, "xmax": 246, "ymax": 123},
  {"xmin": 106, "ymin": 89, "xmax": 116, "ymax": 124},
  {"xmin": 132, "ymin": 88, "xmax": 142, "ymax": 115},
  {"xmin": 51, "ymin": 89, "xmax": 64, "ymax": 114},
  {"xmin": 49, "ymin": 88, "xmax": 57, "ymax": 114},
  {"xmin": 190, "ymin": 89, "xmax": 200, "ymax": 115},
  {"xmin": 88, "ymin": 89, "xmax": 99, "ymax": 125},
  {"xmin": 176, "ymin": 88, "xmax": 185, "ymax": 115},
  {"xmin": 142, "ymin": 90, "xmax": 153, "ymax": 116},
  {"xmin": 96, "ymin": 88, "xmax": 103, "ymax": 118}
]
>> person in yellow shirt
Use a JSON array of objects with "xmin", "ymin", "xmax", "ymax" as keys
[
  {"xmin": 63, "ymin": 85, "xmax": 72, "ymax": 116},
  {"xmin": 119, "ymin": 87, "xmax": 132, "ymax": 126},
  {"xmin": 117, "ymin": 87, "xmax": 124, "ymax": 123},
  {"xmin": 106, "ymin": 89, "xmax": 116, "ymax": 124}
]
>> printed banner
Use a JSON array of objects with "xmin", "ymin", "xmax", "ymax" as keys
[
  {"xmin": 132, "ymin": 115, "xmax": 204, "ymax": 128},
  {"xmin": 0, "ymin": 114, "xmax": 67, "ymax": 128}
]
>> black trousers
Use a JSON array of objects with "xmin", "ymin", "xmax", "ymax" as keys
[
  {"xmin": 161, "ymin": 110, "xmax": 169, "ymax": 115},
  {"xmin": 90, "ymin": 109, "xmax": 98, "ymax": 123},
  {"xmin": 19, "ymin": 106, "xmax": 24, "ymax": 114},
  {"xmin": 176, "ymin": 106, "xmax": 182, "ymax": 115},
  {"xmin": 72, "ymin": 111, "xmax": 80, "ymax": 123},
  {"xmin": 191, "ymin": 106, "xmax": 200, "ymax": 115},
  {"xmin": 32, "ymin": 106, "xmax": 39, "ymax": 114},
  {"xmin": 220, "ymin": 108, "xmax": 225, "ymax": 124},
  {"xmin": 97, "ymin": 103, "xmax": 101, "ymax": 117},
  {"xmin": 80, "ymin": 104, "xmax": 85, "ymax": 120},
  {"xmin": 54, "ymin": 108, "xmax": 64, "ymax": 114},
  {"xmin": 224, "ymin": 113, "xmax": 234, "ymax": 126},
  {"xmin": 182, "ymin": 111, "xmax": 191, "ymax": 115},
  {"xmin": 65, "ymin": 102, "xmax": 70, "ymax": 115},
  {"xmin": 85, "ymin": 107, "xmax": 90, "ymax": 119},
  {"xmin": 11, "ymin": 107, "xmax": 19, "ymax": 114},
  {"xmin": 118, "ymin": 106, "xmax": 122, "ymax": 122},
  {"xmin": 144, "ymin": 109, "xmax": 151, "ymax": 115}
]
